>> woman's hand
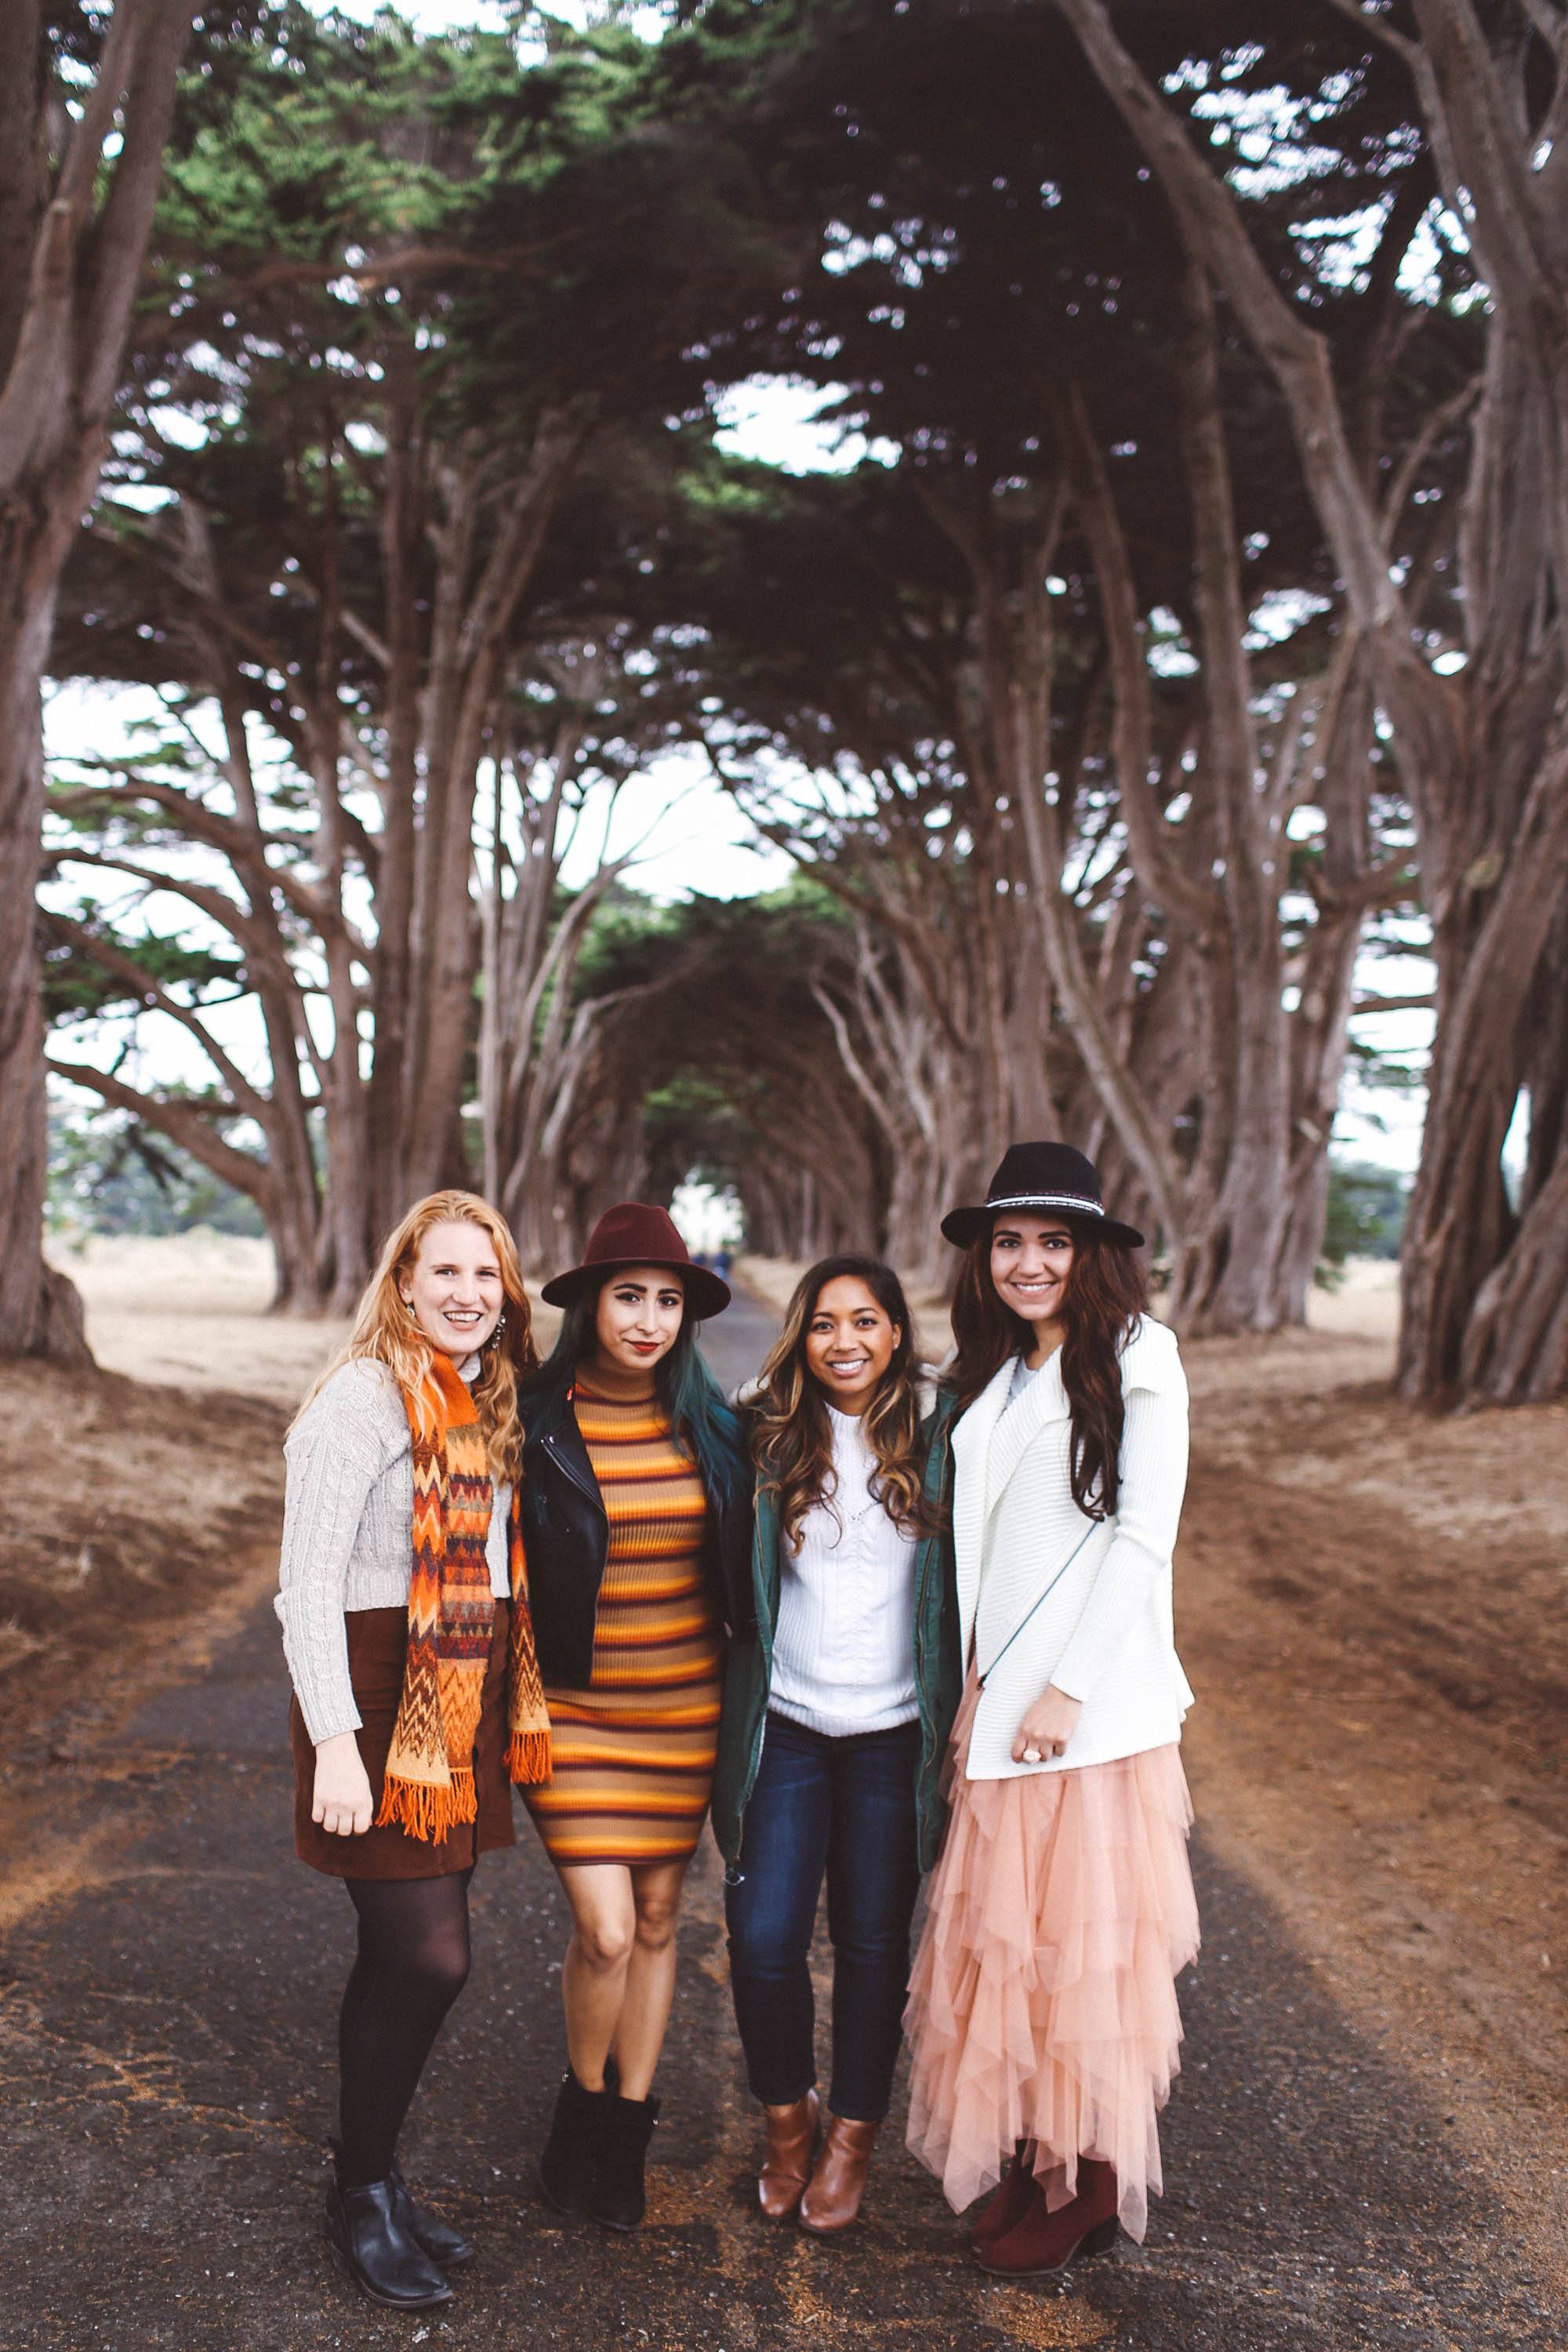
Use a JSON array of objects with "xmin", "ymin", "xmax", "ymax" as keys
[
  {"xmin": 1011, "ymin": 1684, "xmax": 1082, "ymax": 1766},
  {"xmin": 313, "ymin": 1731, "xmax": 375, "ymax": 1836}
]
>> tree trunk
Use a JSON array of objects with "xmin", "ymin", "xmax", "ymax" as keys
[
  {"xmin": 1057, "ymin": 0, "xmax": 1568, "ymax": 1399},
  {"xmin": 405, "ymin": 410, "xmax": 592, "ymax": 1199},
  {"xmin": 0, "ymin": 572, "xmax": 87, "ymax": 1356},
  {"xmin": 0, "ymin": 0, "xmax": 197, "ymax": 1359}
]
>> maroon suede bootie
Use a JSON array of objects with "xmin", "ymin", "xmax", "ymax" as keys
[
  {"xmin": 974, "ymin": 2157, "xmax": 1120, "ymax": 2278},
  {"xmin": 967, "ymin": 2143, "xmax": 1036, "ymax": 2253}
]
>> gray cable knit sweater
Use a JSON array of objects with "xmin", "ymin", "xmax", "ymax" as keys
[{"xmin": 274, "ymin": 1356, "xmax": 512, "ymax": 1746}]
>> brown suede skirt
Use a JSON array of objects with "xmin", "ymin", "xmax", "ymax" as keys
[{"xmin": 290, "ymin": 1600, "xmax": 518, "ymax": 1881}]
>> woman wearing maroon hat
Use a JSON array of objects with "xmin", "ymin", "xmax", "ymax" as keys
[
  {"xmin": 902, "ymin": 1143, "xmax": 1200, "ymax": 2278},
  {"xmin": 517, "ymin": 1203, "xmax": 750, "ymax": 2233}
]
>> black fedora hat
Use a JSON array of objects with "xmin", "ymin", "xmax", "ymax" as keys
[
  {"xmin": 941, "ymin": 1143, "xmax": 1145, "ymax": 1251},
  {"xmin": 541, "ymin": 1201, "xmax": 732, "ymax": 1319}
]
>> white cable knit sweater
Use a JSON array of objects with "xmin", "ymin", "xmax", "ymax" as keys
[
  {"xmin": 274, "ymin": 1357, "xmax": 511, "ymax": 1746},
  {"xmin": 768, "ymin": 1405, "xmax": 920, "ymax": 1740},
  {"xmin": 953, "ymin": 1316, "xmax": 1194, "ymax": 1780}
]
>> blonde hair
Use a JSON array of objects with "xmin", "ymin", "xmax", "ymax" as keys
[{"xmin": 299, "ymin": 1190, "xmax": 537, "ymax": 1483}]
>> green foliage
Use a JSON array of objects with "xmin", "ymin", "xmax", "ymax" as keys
[
  {"xmin": 642, "ymin": 1069, "xmax": 753, "ymax": 1197},
  {"xmin": 41, "ymin": 903, "xmax": 246, "ymax": 1028},
  {"xmin": 38, "ymin": 0, "xmax": 1450, "ymax": 1279},
  {"xmin": 1317, "ymin": 1159, "xmax": 1408, "ymax": 1284},
  {"xmin": 46, "ymin": 1109, "xmax": 267, "ymax": 1239}
]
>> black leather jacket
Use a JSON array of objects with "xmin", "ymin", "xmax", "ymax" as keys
[{"xmin": 517, "ymin": 1377, "xmax": 753, "ymax": 1688}]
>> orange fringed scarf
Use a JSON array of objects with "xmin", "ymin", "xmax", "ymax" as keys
[{"xmin": 377, "ymin": 1351, "xmax": 551, "ymax": 1842}]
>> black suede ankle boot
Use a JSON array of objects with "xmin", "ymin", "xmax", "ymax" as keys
[
  {"xmin": 539, "ymin": 2070, "xmax": 611, "ymax": 2217},
  {"xmin": 588, "ymin": 2092, "xmax": 660, "ymax": 2232},
  {"xmin": 325, "ymin": 2174, "xmax": 453, "ymax": 2310}
]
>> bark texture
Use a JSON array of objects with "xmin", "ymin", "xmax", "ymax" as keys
[
  {"xmin": 1058, "ymin": 0, "xmax": 1568, "ymax": 1399},
  {"xmin": 0, "ymin": 0, "xmax": 196, "ymax": 1359}
]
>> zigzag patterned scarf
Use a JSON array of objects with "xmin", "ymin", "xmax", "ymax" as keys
[{"xmin": 377, "ymin": 1350, "xmax": 551, "ymax": 1842}]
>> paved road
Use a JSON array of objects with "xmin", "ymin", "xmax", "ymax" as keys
[
  {"xmin": 699, "ymin": 1283, "xmax": 779, "ymax": 1396},
  {"xmin": 2, "ymin": 1287, "xmax": 1562, "ymax": 2350}
]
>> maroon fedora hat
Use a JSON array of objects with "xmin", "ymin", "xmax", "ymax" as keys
[{"xmin": 540, "ymin": 1202, "xmax": 732, "ymax": 1319}]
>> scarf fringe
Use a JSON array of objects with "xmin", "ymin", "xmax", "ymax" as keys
[
  {"xmin": 379, "ymin": 1361, "xmax": 554, "ymax": 1845},
  {"xmin": 376, "ymin": 1764, "xmax": 477, "ymax": 1845},
  {"xmin": 507, "ymin": 1727, "xmax": 553, "ymax": 1788}
]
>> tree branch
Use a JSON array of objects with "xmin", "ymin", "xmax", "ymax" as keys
[
  {"xmin": 1319, "ymin": 0, "xmax": 1423, "ymax": 66},
  {"xmin": 45, "ymin": 1058, "xmax": 275, "ymax": 1205}
]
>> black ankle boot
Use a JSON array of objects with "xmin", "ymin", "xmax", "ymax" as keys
[
  {"xmin": 332, "ymin": 2137, "xmax": 474, "ymax": 2270},
  {"xmin": 325, "ymin": 2175, "xmax": 453, "ymax": 2309},
  {"xmin": 539, "ymin": 2070, "xmax": 610, "ymax": 2217},
  {"xmin": 588, "ymin": 2092, "xmax": 659, "ymax": 2232},
  {"xmin": 390, "ymin": 2158, "xmax": 474, "ymax": 2267}
]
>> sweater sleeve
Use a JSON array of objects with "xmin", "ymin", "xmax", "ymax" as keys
[
  {"xmin": 1047, "ymin": 1327, "xmax": 1189, "ymax": 1706},
  {"xmin": 274, "ymin": 1363, "xmax": 395, "ymax": 1744}
]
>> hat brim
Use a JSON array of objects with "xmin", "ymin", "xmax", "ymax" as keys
[
  {"xmin": 539, "ymin": 1256, "xmax": 733, "ymax": 1319},
  {"xmin": 940, "ymin": 1203, "xmax": 1145, "ymax": 1251}
]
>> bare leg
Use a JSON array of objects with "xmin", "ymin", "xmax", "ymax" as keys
[
  {"xmin": 557, "ymin": 1863, "xmax": 636, "ymax": 2091},
  {"xmin": 613, "ymin": 1860, "xmax": 689, "ymax": 2101}
]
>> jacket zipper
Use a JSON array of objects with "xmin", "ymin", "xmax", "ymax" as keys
[{"xmin": 540, "ymin": 1427, "xmax": 606, "ymax": 1517}]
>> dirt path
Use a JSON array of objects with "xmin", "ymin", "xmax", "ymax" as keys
[
  {"xmin": 1176, "ymin": 1330, "xmax": 1568, "ymax": 2306},
  {"xmin": 2, "ymin": 1268, "xmax": 1564, "ymax": 2348}
]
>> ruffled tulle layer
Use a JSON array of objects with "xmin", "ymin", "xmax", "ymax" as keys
[{"xmin": 903, "ymin": 1670, "xmax": 1199, "ymax": 2242}]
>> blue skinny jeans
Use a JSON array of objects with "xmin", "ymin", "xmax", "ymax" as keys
[{"xmin": 723, "ymin": 1710, "xmax": 922, "ymax": 2122}]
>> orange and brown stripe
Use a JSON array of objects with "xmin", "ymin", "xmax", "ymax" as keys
[{"xmin": 521, "ymin": 1374, "xmax": 722, "ymax": 1868}]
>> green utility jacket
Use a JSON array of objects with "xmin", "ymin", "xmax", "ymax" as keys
[{"xmin": 710, "ymin": 1392, "xmax": 964, "ymax": 1876}]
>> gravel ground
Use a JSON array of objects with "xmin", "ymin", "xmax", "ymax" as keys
[
  {"xmin": 2, "ymin": 1272, "xmax": 1563, "ymax": 2349},
  {"xmin": 1, "ymin": 1581, "xmax": 1558, "ymax": 2352}
]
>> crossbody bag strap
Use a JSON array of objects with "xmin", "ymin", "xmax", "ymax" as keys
[{"xmin": 977, "ymin": 1524, "xmax": 1098, "ymax": 1686}]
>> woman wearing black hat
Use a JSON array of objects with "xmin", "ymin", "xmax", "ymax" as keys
[
  {"xmin": 517, "ymin": 1204, "xmax": 751, "ymax": 2232},
  {"xmin": 902, "ymin": 1145, "xmax": 1200, "ymax": 2278}
]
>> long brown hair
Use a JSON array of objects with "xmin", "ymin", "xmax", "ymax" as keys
[
  {"xmin": 750, "ymin": 1255, "xmax": 938, "ymax": 1552},
  {"xmin": 948, "ymin": 1214, "xmax": 1147, "ymax": 1518},
  {"xmin": 299, "ymin": 1190, "xmax": 538, "ymax": 1483}
]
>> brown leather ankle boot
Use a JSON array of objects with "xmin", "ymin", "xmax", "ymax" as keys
[
  {"xmin": 797, "ymin": 2114, "xmax": 879, "ymax": 2234},
  {"xmin": 757, "ymin": 2090, "xmax": 819, "ymax": 2219}
]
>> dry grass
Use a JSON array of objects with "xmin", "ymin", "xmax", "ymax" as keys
[
  {"xmin": 5, "ymin": 1233, "xmax": 561, "ymax": 1730},
  {"xmin": 46, "ymin": 1230, "xmax": 561, "ymax": 1410},
  {"xmin": 46, "ymin": 1231, "xmax": 347, "ymax": 1407}
]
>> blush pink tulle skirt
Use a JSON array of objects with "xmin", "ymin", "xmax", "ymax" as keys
[{"xmin": 903, "ymin": 1669, "xmax": 1200, "ymax": 2243}]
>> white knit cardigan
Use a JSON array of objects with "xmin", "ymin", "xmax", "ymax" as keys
[{"xmin": 954, "ymin": 1316, "xmax": 1194, "ymax": 1781}]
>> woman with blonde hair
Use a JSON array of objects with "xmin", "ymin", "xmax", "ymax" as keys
[
  {"xmin": 711, "ymin": 1255, "xmax": 960, "ymax": 2235},
  {"xmin": 276, "ymin": 1189, "xmax": 551, "ymax": 2311}
]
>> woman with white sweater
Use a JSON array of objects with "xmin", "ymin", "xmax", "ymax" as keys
[
  {"xmin": 276, "ymin": 1190, "xmax": 550, "ymax": 2311},
  {"xmin": 903, "ymin": 1143, "xmax": 1199, "ymax": 2278},
  {"xmin": 711, "ymin": 1258, "xmax": 960, "ymax": 2234}
]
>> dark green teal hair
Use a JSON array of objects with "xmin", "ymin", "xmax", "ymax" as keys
[{"xmin": 535, "ymin": 1290, "xmax": 747, "ymax": 1505}]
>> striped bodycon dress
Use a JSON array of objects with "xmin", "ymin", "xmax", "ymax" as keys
[{"xmin": 522, "ymin": 1370, "xmax": 723, "ymax": 1867}]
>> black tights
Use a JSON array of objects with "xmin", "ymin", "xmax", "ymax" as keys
[{"xmin": 337, "ymin": 1869, "xmax": 474, "ymax": 2189}]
